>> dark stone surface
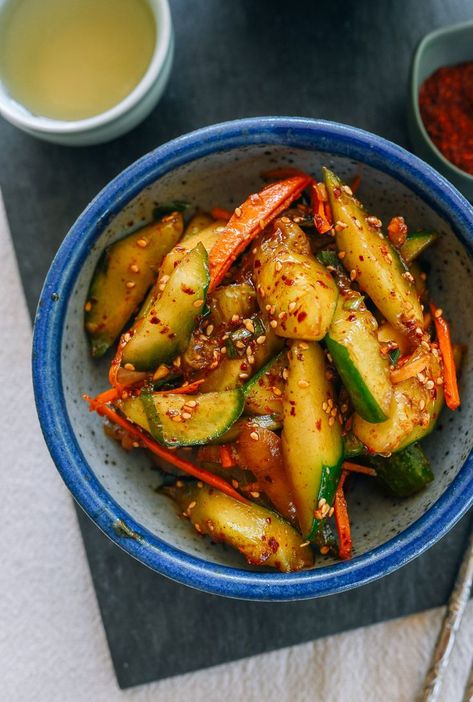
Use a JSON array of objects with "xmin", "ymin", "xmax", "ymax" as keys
[{"xmin": 2, "ymin": 0, "xmax": 472, "ymax": 689}]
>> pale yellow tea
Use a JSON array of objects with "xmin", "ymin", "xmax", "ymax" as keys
[{"xmin": 0, "ymin": 0, "xmax": 156, "ymax": 121}]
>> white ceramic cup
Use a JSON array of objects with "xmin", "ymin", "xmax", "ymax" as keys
[{"xmin": 0, "ymin": 0, "xmax": 173, "ymax": 146}]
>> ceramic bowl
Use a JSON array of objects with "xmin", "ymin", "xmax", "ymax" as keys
[
  {"xmin": 33, "ymin": 117, "xmax": 473, "ymax": 600},
  {"xmin": 0, "ymin": 0, "xmax": 173, "ymax": 146},
  {"xmin": 408, "ymin": 20, "xmax": 473, "ymax": 201}
]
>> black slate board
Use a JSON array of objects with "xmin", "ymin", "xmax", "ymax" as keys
[{"xmin": 2, "ymin": 0, "xmax": 472, "ymax": 689}]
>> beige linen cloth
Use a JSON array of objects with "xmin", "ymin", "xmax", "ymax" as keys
[{"xmin": 1, "ymin": 192, "xmax": 472, "ymax": 702}]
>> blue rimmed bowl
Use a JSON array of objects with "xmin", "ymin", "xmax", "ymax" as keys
[{"xmin": 33, "ymin": 117, "xmax": 473, "ymax": 600}]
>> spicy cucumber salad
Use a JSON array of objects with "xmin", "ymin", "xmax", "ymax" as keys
[{"xmin": 83, "ymin": 167, "xmax": 462, "ymax": 573}]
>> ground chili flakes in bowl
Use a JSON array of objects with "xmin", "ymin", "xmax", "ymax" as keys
[{"xmin": 408, "ymin": 20, "xmax": 473, "ymax": 200}]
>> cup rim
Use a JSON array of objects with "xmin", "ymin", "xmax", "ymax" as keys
[
  {"xmin": 410, "ymin": 19, "xmax": 473, "ymax": 184},
  {"xmin": 0, "ymin": 0, "xmax": 172, "ymax": 135},
  {"xmin": 32, "ymin": 117, "xmax": 473, "ymax": 600}
]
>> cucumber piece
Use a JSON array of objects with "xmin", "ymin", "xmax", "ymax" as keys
[
  {"xmin": 182, "ymin": 212, "xmax": 214, "ymax": 241},
  {"xmin": 162, "ymin": 482, "xmax": 313, "ymax": 572},
  {"xmin": 122, "ymin": 243, "xmax": 209, "ymax": 371},
  {"xmin": 243, "ymin": 352, "xmax": 286, "ymax": 420},
  {"xmin": 343, "ymin": 432, "xmax": 365, "ymax": 458},
  {"xmin": 324, "ymin": 168, "xmax": 423, "ymax": 338},
  {"xmin": 281, "ymin": 341, "xmax": 343, "ymax": 540},
  {"xmin": 209, "ymin": 283, "xmax": 257, "ymax": 326},
  {"xmin": 369, "ymin": 443, "xmax": 434, "ymax": 497},
  {"xmin": 160, "ymin": 220, "xmax": 225, "ymax": 279},
  {"xmin": 253, "ymin": 218, "xmax": 338, "ymax": 341},
  {"xmin": 85, "ymin": 213, "xmax": 183, "ymax": 358},
  {"xmin": 200, "ymin": 316, "xmax": 284, "ymax": 391},
  {"xmin": 353, "ymin": 371, "xmax": 444, "ymax": 455},
  {"xmin": 400, "ymin": 231, "xmax": 438, "ymax": 263},
  {"xmin": 119, "ymin": 388, "xmax": 243, "ymax": 447},
  {"xmin": 326, "ymin": 291, "xmax": 392, "ymax": 422}
]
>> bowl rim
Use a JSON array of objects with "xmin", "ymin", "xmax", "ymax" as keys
[
  {"xmin": 0, "ymin": 0, "xmax": 172, "ymax": 135},
  {"xmin": 409, "ymin": 19, "xmax": 473, "ymax": 184},
  {"xmin": 33, "ymin": 116, "xmax": 473, "ymax": 601}
]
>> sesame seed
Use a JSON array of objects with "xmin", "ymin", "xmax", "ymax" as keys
[
  {"xmin": 322, "ymin": 402, "xmax": 328, "ymax": 411},
  {"xmin": 318, "ymin": 498, "xmax": 327, "ymax": 507},
  {"xmin": 239, "ymin": 372, "xmax": 249, "ymax": 379},
  {"xmin": 248, "ymin": 355, "xmax": 255, "ymax": 365},
  {"xmin": 328, "ymin": 416, "xmax": 335, "ymax": 426},
  {"xmin": 320, "ymin": 546, "xmax": 330, "ymax": 555},
  {"xmin": 385, "ymin": 253, "xmax": 393, "ymax": 263},
  {"xmin": 327, "ymin": 398, "xmax": 334, "ymax": 408},
  {"xmin": 124, "ymin": 363, "xmax": 135, "ymax": 371},
  {"xmin": 250, "ymin": 431, "xmax": 259, "ymax": 441},
  {"xmin": 341, "ymin": 403, "xmax": 348, "ymax": 413},
  {"xmin": 136, "ymin": 238, "xmax": 148, "ymax": 248},
  {"xmin": 328, "ymin": 507, "xmax": 334, "ymax": 517},
  {"xmin": 250, "ymin": 491, "xmax": 260, "ymax": 498},
  {"xmin": 256, "ymin": 335, "xmax": 266, "ymax": 345},
  {"xmin": 252, "ymin": 248, "xmax": 258, "ymax": 255},
  {"xmin": 299, "ymin": 541, "xmax": 310, "ymax": 548},
  {"xmin": 338, "ymin": 251, "xmax": 346, "ymax": 259},
  {"xmin": 132, "ymin": 441, "xmax": 140, "ymax": 448},
  {"xmin": 434, "ymin": 308, "xmax": 443, "ymax": 318},
  {"xmin": 160, "ymin": 274, "xmax": 170, "ymax": 284},
  {"xmin": 331, "ymin": 407, "xmax": 338, "ymax": 417},
  {"xmin": 265, "ymin": 304, "xmax": 271, "ymax": 312},
  {"xmin": 436, "ymin": 376, "xmax": 444, "ymax": 385},
  {"xmin": 235, "ymin": 206, "xmax": 242, "ymax": 217},
  {"xmin": 130, "ymin": 263, "xmax": 140, "ymax": 273},
  {"xmin": 186, "ymin": 400, "xmax": 197, "ymax": 407},
  {"xmin": 244, "ymin": 319, "xmax": 255, "ymax": 333},
  {"xmin": 288, "ymin": 301, "xmax": 297, "ymax": 312},
  {"xmin": 278, "ymin": 311, "xmax": 287, "ymax": 320},
  {"xmin": 366, "ymin": 216, "xmax": 382, "ymax": 228},
  {"xmin": 176, "ymin": 480, "xmax": 184, "ymax": 487},
  {"xmin": 206, "ymin": 324, "xmax": 214, "ymax": 336},
  {"xmin": 232, "ymin": 480, "xmax": 239, "ymax": 488},
  {"xmin": 299, "ymin": 342, "xmax": 309, "ymax": 350},
  {"xmin": 417, "ymin": 372, "xmax": 426, "ymax": 383},
  {"xmin": 235, "ymin": 340, "xmax": 245, "ymax": 349},
  {"xmin": 193, "ymin": 299, "xmax": 204, "ymax": 308},
  {"xmin": 354, "ymin": 218, "xmax": 362, "ymax": 230},
  {"xmin": 182, "ymin": 412, "xmax": 192, "ymax": 420},
  {"xmin": 342, "ymin": 184, "xmax": 353, "ymax": 196},
  {"xmin": 350, "ymin": 269, "xmax": 357, "ymax": 281},
  {"xmin": 126, "ymin": 281, "xmax": 136, "ymax": 289},
  {"xmin": 194, "ymin": 524, "xmax": 202, "ymax": 533},
  {"xmin": 272, "ymin": 387, "xmax": 282, "ymax": 396},
  {"xmin": 298, "ymin": 379, "xmax": 309, "ymax": 388},
  {"xmin": 281, "ymin": 216, "xmax": 291, "ymax": 223},
  {"xmin": 275, "ymin": 261, "xmax": 283, "ymax": 272},
  {"xmin": 197, "ymin": 481, "xmax": 203, "ymax": 488},
  {"xmin": 415, "ymin": 327, "xmax": 423, "ymax": 336},
  {"xmin": 282, "ymin": 368, "xmax": 289, "ymax": 380},
  {"xmin": 84, "ymin": 301, "xmax": 92, "ymax": 312},
  {"xmin": 419, "ymin": 399, "xmax": 426, "ymax": 410},
  {"xmin": 335, "ymin": 221, "xmax": 348, "ymax": 230},
  {"xmin": 270, "ymin": 320, "xmax": 278, "ymax": 328},
  {"xmin": 426, "ymin": 380, "xmax": 435, "ymax": 390},
  {"xmin": 232, "ymin": 314, "xmax": 240, "ymax": 323},
  {"xmin": 220, "ymin": 346, "xmax": 227, "ymax": 354}
]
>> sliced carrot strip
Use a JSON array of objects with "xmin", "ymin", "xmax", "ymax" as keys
[
  {"xmin": 89, "ymin": 387, "xmax": 120, "ymax": 409},
  {"xmin": 211, "ymin": 207, "xmax": 232, "ymax": 221},
  {"xmin": 430, "ymin": 303, "xmax": 460, "ymax": 410},
  {"xmin": 334, "ymin": 470, "xmax": 352, "ymax": 560},
  {"xmin": 83, "ymin": 396, "xmax": 249, "ymax": 504},
  {"xmin": 311, "ymin": 183, "xmax": 333, "ymax": 234},
  {"xmin": 342, "ymin": 461, "xmax": 377, "ymax": 477},
  {"xmin": 155, "ymin": 379, "xmax": 205, "ymax": 395},
  {"xmin": 208, "ymin": 175, "xmax": 311, "ymax": 291},
  {"xmin": 219, "ymin": 444, "xmax": 236, "ymax": 468}
]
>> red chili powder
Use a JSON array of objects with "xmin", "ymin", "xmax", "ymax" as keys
[{"xmin": 419, "ymin": 61, "xmax": 473, "ymax": 175}]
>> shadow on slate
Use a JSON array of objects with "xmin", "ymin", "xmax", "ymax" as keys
[
  {"xmin": 3, "ymin": 0, "xmax": 473, "ymax": 690},
  {"xmin": 77, "ymin": 509, "xmax": 472, "ymax": 689}
]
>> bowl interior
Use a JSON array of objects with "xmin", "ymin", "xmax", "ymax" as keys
[{"xmin": 62, "ymin": 144, "xmax": 473, "ymax": 571}]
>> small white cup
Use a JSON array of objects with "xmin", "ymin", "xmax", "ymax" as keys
[{"xmin": 0, "ymin": 0, "xmax": 173, "ymax": 146}]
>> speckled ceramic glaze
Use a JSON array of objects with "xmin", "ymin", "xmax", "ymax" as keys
[{"xmin": 33, "ymin": 118, "xmax": 473, "ymax": 600}]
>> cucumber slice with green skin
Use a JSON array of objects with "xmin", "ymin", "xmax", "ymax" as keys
[
  {"xmin": 343, "ymin": 432, "xmax": 365, "ymax": 458},
  {"xmin": 353, "ymin": 373, "xmax": 444, "ymax": 455},
  {"xmin": 281, "ymin": 341, "xmax": 343, "ymax": 540},
  {"xmin": 122, "ymin": 243, "xmax": 209, "ymax": 371},
  {"xmin": 253, "ymin": 219, "xmax": 338, "ymax": 341},
  {"xmin": 159, "ymin": 220, "xmax": 225, "ymax": 279},
  {"xmin": 85, "ymin": 212, "xmax": 183, "ymax": 358},
  {"xmin": 243, "ymin": 352, "xmax": 286, "ymax": 420},
  {"xmin": 162, "ymin": 482, "xmax": 314, "ymax": 572},
  {"xmin": 323, "ymin": 168, "xmax": 423, "ymax": 339},
  {"xmin": 369, "ymin": 443, "xmax": 434, "ymax": 497},
  {"xmin": 326, "ymin": 291, "xmax": 392, "ymax": 423},
  {"xmin": 400, "ymin": 231, "xmax": 438, "ymax": 263},
  {"xmin": 119, "ymin": 388, "xmax": 244, "ymax": 447}
]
